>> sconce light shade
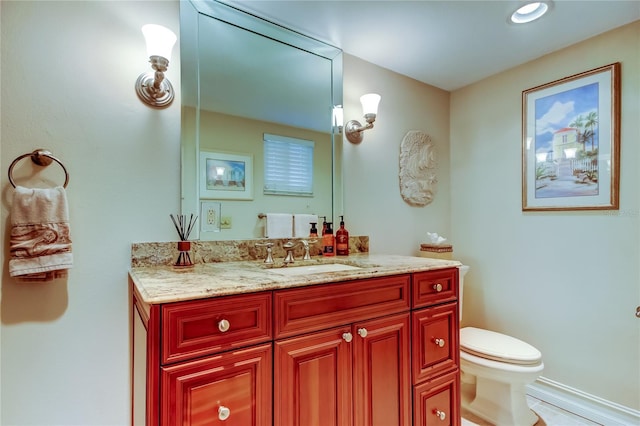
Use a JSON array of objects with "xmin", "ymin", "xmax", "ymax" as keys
[
  {"xmin": 136, "ymin": 24, "xmax": 177, "ymax": 109},
  {"xmin": 142, "ymin": 24, "xmax": 177, "ymax": 60},
  {"xmin": 360, "ymin": 93, "xmax": 381, "ymax": 115},
  {"xmin": 345, "ymin": 93, "xmax": 381, "ymax": 144},
  {"xmin": 333, "ymin": 105, "xmax": 344, "ymax": 133}
]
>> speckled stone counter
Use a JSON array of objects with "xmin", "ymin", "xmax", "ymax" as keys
[{"xmin": 129, "ymin": 253, "xmax": 461, "ymax": 305}]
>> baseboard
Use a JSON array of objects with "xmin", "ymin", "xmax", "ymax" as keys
[{"xmin": 527, "ymin": 376, "xmax": 640, "ymax": 426}]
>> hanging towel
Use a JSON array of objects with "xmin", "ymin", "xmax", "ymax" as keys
[
  {"xmin": 9, "ymin": 186, "xmax": 73, "ymax": 281},
  {"xmin": 265, "ymin": 213, "xmax": 293, "ymax": 238},
  {"xmin": 293, "ymin": 214, "xmax": 318, "ymax": 238}
]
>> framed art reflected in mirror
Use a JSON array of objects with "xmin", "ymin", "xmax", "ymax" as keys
[{"xmin": 199, "ymin": 151, "xmax": 254, "ymax": 200}]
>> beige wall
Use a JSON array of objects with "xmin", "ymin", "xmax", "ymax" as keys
[
  {"xmin": 451, "ymin": 21, "xmax": 639, "ymax": 410},
  {"xmin": 1, "ymin": 1, "xmax": 637, "ymax": 424},
  {"xmin": 1, "ymin": 1, "xmax": 181, "ymax": 424},
  {"xmin": 342, "ymin": 54, "xmax": 451, "ymax": 255}
]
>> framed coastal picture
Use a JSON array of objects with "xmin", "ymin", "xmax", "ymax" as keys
[
  {"xmin": 199, "ymin": 151, "xmax": 253, "ymax": 200},
  {"xmin": 522, "ymin": 63, "xmax": 620, "ymax": 211}
]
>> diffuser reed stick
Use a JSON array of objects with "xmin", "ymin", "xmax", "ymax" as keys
[
  {"xmin": 170, "ymin": 214, "xmax": 197, "ymax": 241},
  {"xmin": 170, "ymin": 214, "xmax": 198, "ymax": 266}
]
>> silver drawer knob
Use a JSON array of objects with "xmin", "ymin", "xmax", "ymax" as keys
[
  {"xmin": 218, "ymin": 405, "xmax": 231, "ymax": 421},
  {"xmin": 434, "ymin": 338, "xmax": 445, "ymax": 348},
  {"xmin": 357, "ymin": 328, "xmax": 368, "ymax": 338},
  {"xmin": 342, "ymin": 332, "xmax": 353, "ymax": 343},
  {"xmin": 218, "ymin": 319, "xmax": 230, "ymax": 333},
  {"xmin": 434, "ymin": 409, "xmax": 446, "ymax": 421},
  {"xmin": 433, "ymin": 283, "xmax": 443, "ymax": 292}
]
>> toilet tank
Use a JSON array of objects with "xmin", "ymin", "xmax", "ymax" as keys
[{"xmin": 457, "ymin": 265, "xmax": 470, "ymax": 321}]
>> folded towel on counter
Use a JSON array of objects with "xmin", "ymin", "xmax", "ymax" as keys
[
  {"xmin": 265, "ymin": 213, "xmax": 293, "ymax": 238},
  {"xmin": 293, "ymin": 214, "xmax": 318, "ymax": 238},
  {"xmin": 9, "ymin": 186, "xmax": 73, "ymax": 281}
]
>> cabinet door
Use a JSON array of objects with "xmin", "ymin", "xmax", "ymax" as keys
[
  {"xmin": 274, "ymin": 327, "xmax": 353, "ymax": 426},
  {"xmin": 353, "ymin": 313, "xmax": 411, "ymax": 426},
  {"xmin": 412, "ymin": 302, "xmax": 459, "ymax": 384},
  {"xmin": 413, "ymin": 370, "xmax": 460, "ymax": 426},
  {"xmin": 161, "ymin": 344, "xmax": 272, "ymax": 426}
]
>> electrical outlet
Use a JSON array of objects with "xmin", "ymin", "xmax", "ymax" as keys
[
  {"xmin": 220, "ymin": 216, "xmax": 232, "ymax": 229},
  {"xmin": 200, "ymin": 202, "xmax": 221, "ymax": 232}
]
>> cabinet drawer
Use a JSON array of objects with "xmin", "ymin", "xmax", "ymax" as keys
[
  {"xmin": 412, "ymin": 302, "xmax": 459, "ymax": 384},
  {"xmin": 412, "ymin": 268, "xmax": 458, "ymax": 308},
  {"xmin": 274, "ymin": 275, "xmax": 411, "ymax": 339},
  {"xmin": 162, "ymin": 292, "xmax": 272, "ymax": 364},
  {"xmin": 161, "ymin": 343, "xmax": 272, "ymax": 426},
  {"xmin": 413, "ymin": 370, "xmax": 460, "ymax": 426}
]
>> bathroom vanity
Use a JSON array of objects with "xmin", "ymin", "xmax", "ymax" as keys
[{"xmin": 129, "ymin": 254, "xmax": 461, "ymax": 425}]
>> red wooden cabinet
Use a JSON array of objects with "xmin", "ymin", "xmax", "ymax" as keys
[
  {"xmin": 162, "ymin": 344, "xmax": 272, "ymax": 426},
  {"xmin": 413, "ymin": 370, "xmax": 460, "ymax": 426},
  {"xmin": 411, "ymin": 269, "xmax": 461, "ymax": 426},
  {"xmin": 274, "ymin": 326, "xmax": 353, "ymax": 426},
  {"xmin": 131, "ymin": 267, "xmax": 460, "ymax": 426},
  {"xmin": 412, "ymin": 302, "xmax": 459, "ymax": 384},
  {"xmin": 130, "ymin": 289, "xmax": 273, "ymax": 426},
  {"xmin": 353, "ymin": 313, "xmax": 411, "ymax": 426},
  {"xmin": 274, "ymin": 313, "xmax": 411, "ymax": 426}
]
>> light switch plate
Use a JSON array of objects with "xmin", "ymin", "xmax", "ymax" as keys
[
  {"xmin": 220, "ymin": 216, "xmax": 232, "ymax": 229},
  {"xmin": 200, "ymin": 201, "xmax": 221, "ymax": 232}
]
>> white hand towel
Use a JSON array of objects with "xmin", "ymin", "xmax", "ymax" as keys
[
  {"xmin": 293, "ymin": 214, "xmax": 318, "ymax": 238},
  {"xmin": 265, "ymin": 213, "xmax": 293, "ymax": 238},
  {"xmin": 9, "ymin": 186, "xmax": 73, "ymax": 281}
]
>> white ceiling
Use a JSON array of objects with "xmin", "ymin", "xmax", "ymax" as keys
[{"xmin": 228, "ymin": 0, "xmax": 640, "ymax": 91}]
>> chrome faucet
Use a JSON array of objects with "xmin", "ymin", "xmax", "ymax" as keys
[
  {"xmin": 283, "ymin": 240, "xmax": 296, "ymax": 265},
  {"xmin": 255, "ymin": 242, "xmax": 274, "ymax": 264}
]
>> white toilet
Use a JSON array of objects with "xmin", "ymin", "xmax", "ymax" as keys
[{"xmin": 458, "ymin": 265, "xmax": 544, "ymax": 426}]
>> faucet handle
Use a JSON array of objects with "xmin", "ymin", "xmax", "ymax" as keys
[
  {"xmin": 255, "ymin": 242, "xmax": 275, "ymax": 264},
  {"xmin": 300, "ymin": 239, "xmax": 317, "ymax": 260}
]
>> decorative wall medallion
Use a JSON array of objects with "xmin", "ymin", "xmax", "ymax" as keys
[{"xmin": 399, "ymin": 130, "xmax": 437, "ymax": 206}]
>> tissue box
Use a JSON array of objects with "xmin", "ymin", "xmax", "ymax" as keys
[{"xmin": 419, "ymin": 243, "xmax": 453, "ymax": 260}]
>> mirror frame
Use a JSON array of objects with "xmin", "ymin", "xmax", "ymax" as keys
[{"xmin": 180, "ymin": 0, "xmax": 343, "ymax": 240}]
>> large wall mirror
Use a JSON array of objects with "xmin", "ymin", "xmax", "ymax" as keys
[{"xmin": 180, "ymin": 0, "xmax": 343, "ymax": 240}]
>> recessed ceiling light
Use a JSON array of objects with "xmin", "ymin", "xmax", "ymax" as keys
[{"xmin": 510, "ymin": 1, "xmax": 550, "ymax": 24}]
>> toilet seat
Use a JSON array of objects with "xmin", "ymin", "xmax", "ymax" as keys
[{"xmin": 460, "ymin": 327, "xmax": 542, "ymax": 365}]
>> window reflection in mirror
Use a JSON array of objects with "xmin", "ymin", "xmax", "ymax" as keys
[{"xmin": 180, "ymin": 0, "xmax": 343, "ymax": 240}]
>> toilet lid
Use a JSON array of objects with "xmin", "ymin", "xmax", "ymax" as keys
[{"xmin": 460, "ymin": 327, "xmax": 542, "ymax": 365}]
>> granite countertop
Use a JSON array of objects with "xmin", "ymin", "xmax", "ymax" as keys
[{"xmin": 129, "ymin": 253, "xmax": 461, "ymax": 304}]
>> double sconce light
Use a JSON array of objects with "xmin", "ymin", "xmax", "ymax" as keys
[
  {"xmin": 344, "ymin": 93, "xmax": 381, "ymax": 144},
  {"xmin": 135, "ymin": 24, "xmax": 177, "ymax": 109}
]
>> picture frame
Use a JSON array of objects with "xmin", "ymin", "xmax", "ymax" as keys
[
  {"xmin": 522, "ymin": 62, "xmax": 620, "ymax": 211},
  {"xmin": 199, "ymin": 151, "xmax": 253, "ymax": 200}
]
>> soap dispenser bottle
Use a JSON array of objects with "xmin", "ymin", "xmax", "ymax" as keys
[
  {"xmin": 319, "ymin": 216, "xmax": 327, "ymax": 237},
  {"xmin": 322, "ymin": 222, "xmax": 335, "ymax": 256},
  {"xmin": 309, "ymin": 222, "xmax": 318, "ymax": 238},
  {"xmin": 336, "ymin": 215, "xmax": 349, "ymax": 256}
]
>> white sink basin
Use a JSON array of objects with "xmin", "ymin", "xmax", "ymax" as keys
[{"xmin": 266, "ymin": 263, "xmax": 362, "ymax": 276}]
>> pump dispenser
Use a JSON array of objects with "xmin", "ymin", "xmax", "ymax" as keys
[
  {"xmin": 309, "ymin": 222, "xmax": 318, "ymax": 238},
  {"xmin": 336, "ymin": 215, "xmax": 349, "ymax": 256},
  {"xmin": 319, "ymin": 216, "xmax": 327, "ymax": 236},
  {"xmin": 322, "ymin": 222, "xmax": 335, "ymax": 256}
]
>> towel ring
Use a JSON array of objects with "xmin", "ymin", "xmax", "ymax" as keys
[{"xmin": 8, "ymin": 149, "xmax": 69, "ymax": 188}]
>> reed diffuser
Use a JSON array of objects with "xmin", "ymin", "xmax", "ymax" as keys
[{"xmin": 170, "ymin": 214, "xmax": 197, "ymax": 267}]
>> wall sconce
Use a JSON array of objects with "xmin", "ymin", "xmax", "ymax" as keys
[
  {"xmin": 332, "ymin": 105, "xmax": 344, "ymax": 133},
  {"xmin": 135, "ymin": 24, "xmax": 177, "ymax": 109},
  {"xmin": 345, "ymin": 94, "xmax": 381, "ymax": 144}
]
